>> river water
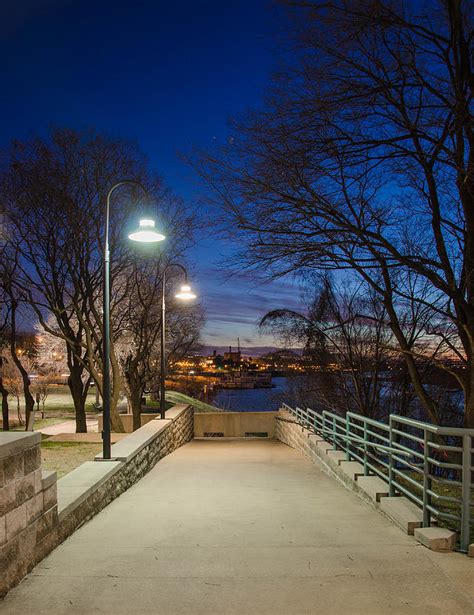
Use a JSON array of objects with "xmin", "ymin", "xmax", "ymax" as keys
[{"xmin": 211, "ymin": 377, "xmax": 289, "ymax": 412}]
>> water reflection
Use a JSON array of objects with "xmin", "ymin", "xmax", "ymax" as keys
[{"xmin": 212, "ymin": 377, "xmax": 288, "ymax": 412}]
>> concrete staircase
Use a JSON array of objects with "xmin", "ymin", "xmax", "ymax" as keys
[{"xmin": 275, "ymin": 411, "xmax": 458, "ymax": 553}]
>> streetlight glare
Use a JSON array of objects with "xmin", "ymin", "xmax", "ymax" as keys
[
  {"xmin": 175, "ymin": 284, "xmax": 196, "ymax": 300},
  {"xmin": 128, "ymin": 218, "xmax": 166, "ymax": 243}
]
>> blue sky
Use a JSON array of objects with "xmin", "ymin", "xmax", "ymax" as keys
[{"xmin": 1, "ymin": 0, "xmax": 305, "ymax": 351}]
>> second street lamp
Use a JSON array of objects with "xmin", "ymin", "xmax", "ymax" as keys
[
  {"xmin": 160, "ymin": 264, "xmax": 196, "ymax": 419},
  {"xmin": 102, "ymin": 180, "xmax": 165, "ymax": 460}
]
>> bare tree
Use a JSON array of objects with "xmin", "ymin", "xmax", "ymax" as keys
[
  {"xmin": 0, "ymin": 285, "xmax": 10, "ymax": 430},
  {"xmin": 0, "ymin": 352, "xmax": 9, "ymax": 430},
  {"xmin": 3, "ymin": 355, "xmax": 24, "ymax": 425},
  {"xmin": 2, "ymin": 256, "xmax": 35, "ymax": 429},
  {"xmin": 34, "ymin": 321, "xmax": 68, "ymax": 418},
  {"xmin": 34, "ymin": 380, "xmax": 52, "ymax": 419},
  {"xmin": 166, "ymin": 298, "xmax": 205, "ymax": 368},
  {"xmin": 195, "ymin": 0, "xmax": 474, "ymax": 426},
  {"xmin": 34, "ymin": 318, "xmax": 69, "ymax": 377},
  {"xmin": 115, "ymin": 262, "xmax": 205, "ymax": 430},
  {"xmin": 1, "ymin": 128, "xmax": 196, "ymax": 432},
  {"xmin": 262, "ymin": 278, "xmax": 392, "ymax": 417},
  {"xmin": 114, "ymin": 263, "xmax": 163, "ymax": 431}
]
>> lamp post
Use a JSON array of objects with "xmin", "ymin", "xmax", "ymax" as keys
[
  {"xmin": 102, "ymin": 180, "xmax": 165, "ymax": 460},
  {"xmin": 160, "ymin": 263, "xmax": 196, "ymax": 419}
]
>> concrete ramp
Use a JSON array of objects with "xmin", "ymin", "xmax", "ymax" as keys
[{"xmin": 1, "ymin": 440, "xmax": 473, "ymax": 614}]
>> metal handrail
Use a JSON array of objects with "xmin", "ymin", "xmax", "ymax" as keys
[{"xmin": 280, "ymin": 403, "xmax": 473, "ymax": 552}]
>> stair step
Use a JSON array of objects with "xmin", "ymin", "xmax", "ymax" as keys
[
  {"xmin": 380, "ymin": 496, "xmax": 423, "ymax": 535},
  {"xmin": 414, "ymin": 527, "xmax": 456, "ymax": 552},
  {"xmin": 326, "ymin": 450, "xmax": 347, "ymax": 464},
  {"xmin": 316, "ymin": 440, "xmax": 333, "ymax": 453},
  {"xmin": 357, "ymin": 475, "xmax": 389, "ymax": 502},
  {"xmin": 339, "ymin": 461, "xmax": 365, "ymax": 480}
]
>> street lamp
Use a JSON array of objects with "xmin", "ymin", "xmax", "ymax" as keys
[
  {"xmin": 102, "ymin": 180, "xmax": 165, "ymax": 460},
  {"xmin": 160, "ymin": 263, "xmax": 196, "ymax": 419}
]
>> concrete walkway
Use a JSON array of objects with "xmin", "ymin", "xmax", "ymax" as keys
[
  {"xmin": 39, "ymin": 418, "xmax": 99, "ymax": 435},
  {"xmin": 2, "ymin": 440, "xmax": 474, "ymax": 614}
]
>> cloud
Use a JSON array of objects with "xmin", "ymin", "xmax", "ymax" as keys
[{"xmin": 190, "ymin": 252, "xmax": 307, "ymax": 348}]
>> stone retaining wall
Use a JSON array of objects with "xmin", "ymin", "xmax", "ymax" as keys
[
  {"xmin": 0, "ymin": 404, "xmax": 193, "ymax": 597},
  {"xmin": 274, "ymin": 409, "xmax": 342, "ymax": 476},
  {"xmin": 0, "ymin": 433, "xmax": 58, "ymax": 596},
  {"xmin": 194, "ymin": 411, "xmax": 277, "ymax": 438}
]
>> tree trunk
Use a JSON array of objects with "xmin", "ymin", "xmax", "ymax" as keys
[
  {"xmin": 130, "ymin": 389, "xmax": 142, "ymax": 432},
  {"xmin": 0, "ymin": 377, "xmax": 9, "ymax": 431},
  {"xmin": 110, "ymin": 392, "xmax": 123, "ymax": 432},
  {"xmin": 463, "ymin": 376, "xmax": 474, "ymax": 429},
  {"xmin": 110, "ymin": 351, "xmax": 124, "ymax": 433},
  {"xmin": 68, "ymin": 366, "xmax": 88, "ymax": 433},
  {"xmin": 123, "ymin": 356, "xmax": 145, "ymax": 432},
  {"xmin": 12, "ymin": 359, "xmax": 35, "ymax": 431},
  {"xmin": 8, "ymin": 296, "xmax": 35, "ymax": 430},
  {"xmin": 128, "ymin": 365, "xmax": 143, "ymax": 432}
]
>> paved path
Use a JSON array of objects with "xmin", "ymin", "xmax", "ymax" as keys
[
  {"xmin": 39, "ymin": 419, "xmax": 98, "ymax": 435},
  {"xmin": 2, "ymin": 440, "xmax": 474, "ymax": 614}
]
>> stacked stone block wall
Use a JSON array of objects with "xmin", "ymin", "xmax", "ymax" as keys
[
  {"xmin": 275, "ymin": 410, "xmax": 319, "ymax": 455},
  {"xmin": 0, "ymin": 433, "xmax": 58, "ymax": 596},
  {"xmin": 275, "ymin": 409, "xmax": 348, "ymax": 483}
]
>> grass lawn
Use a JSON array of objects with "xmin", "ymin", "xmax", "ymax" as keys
[
  {"xmin": 6, "ymin": 417, "xmax": 71, "ymax": 432},
  {"xmin": 0, "ymin": 385, "xmax": 98, "ymax": 429},
  {"xmin": 141, "ymin": 399, "xmax": 174, "ymax": 412},
  {"xmin": 36, "ymin": 385, "xmax": 98, "ymax": 413},
  {"xmin": 40, "ymin": 440, "xmax": 102, "ymax": 478}
]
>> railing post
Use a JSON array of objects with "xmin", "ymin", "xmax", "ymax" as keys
[
  {"xmin": 460, "ymin": 434, "xmax": 472, "ymax": 552},
  {"xmin": 332, "ymin": 415, "xmax": 337, "ymax": 449},
  {"xmin": 422, "ymin": 430, "xmax": 432, "ymax": 527},
  {"xmin": 389, "ymin": 416, "xmax": 395, "ymax": 496},
  {"xmin": 346, "ymin": 414, "xmax": 350, "ymax": 461},
  {"xmin": 363, "ymin": 420, "xmax": 369, "ymax": 475}
]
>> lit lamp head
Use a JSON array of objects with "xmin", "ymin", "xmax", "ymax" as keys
[
  {"xmin": 128, "ymin": 218, "xmax": 166, "ymax": 243},
  {"xmin": 175, "ymin": 283, "xmax": 196, "ymax": 300}
]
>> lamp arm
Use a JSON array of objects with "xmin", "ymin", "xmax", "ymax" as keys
[
  {"xmin": 162, "ymin": 262, "xmax": 188, "ymax": 283},
  {"xmin": 104, "ymin": 179, "xmax": 150, "ymax": 256}
]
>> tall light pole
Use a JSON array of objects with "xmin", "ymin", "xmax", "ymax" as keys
[
  {"xmin": 102, "ymin": 180, "xmax": 165, "ymax": 459},
  {"xmin": 160, "ymin": 263, "xmax": 196, "ymax": 419}
]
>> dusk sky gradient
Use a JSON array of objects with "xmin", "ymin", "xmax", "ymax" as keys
[{"xmin": 1, "ymin": 0, "xmax": 306, "ymax": 351}]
